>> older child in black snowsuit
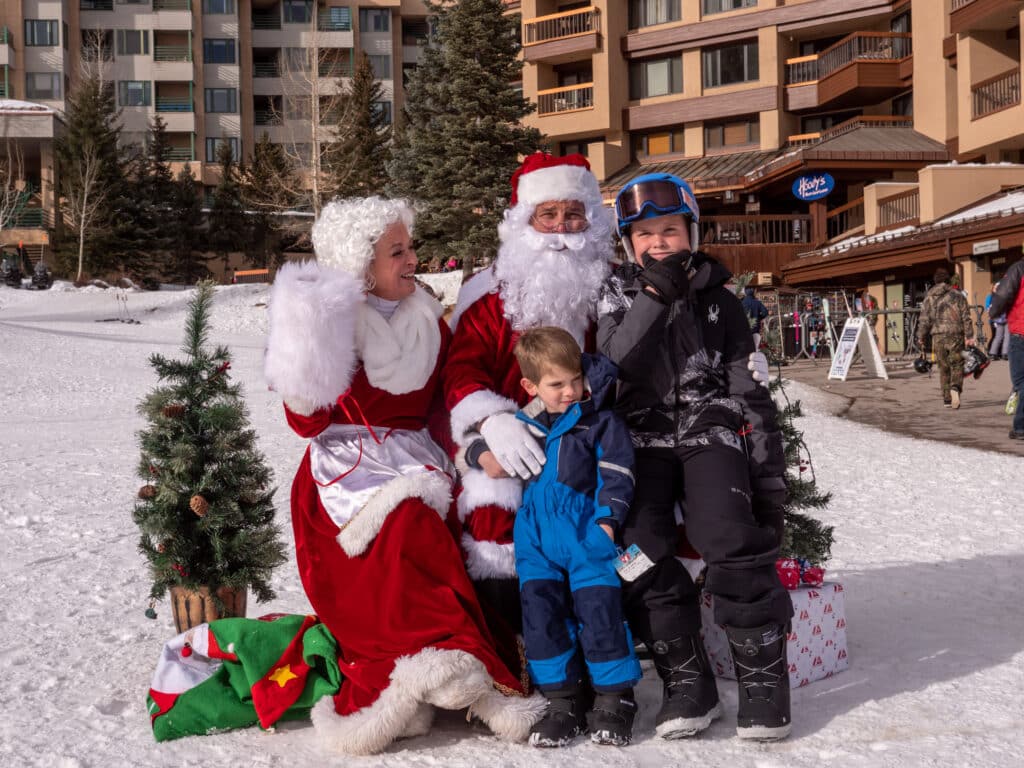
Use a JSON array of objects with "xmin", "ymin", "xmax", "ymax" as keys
[{"xmin": 598, "ymin": 173, "xmax": 792, "ymax": 741}]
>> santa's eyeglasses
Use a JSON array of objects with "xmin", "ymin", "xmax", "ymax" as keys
[{"xmin": 529, "ymin": 213, "xmax": 590, "ymax": 233}]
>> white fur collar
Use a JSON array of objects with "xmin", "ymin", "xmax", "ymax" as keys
[{"xmin": 356, "ymin": 286, "xmax": 442, "ymax": 394}]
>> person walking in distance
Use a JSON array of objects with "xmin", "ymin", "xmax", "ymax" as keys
[{"xmin": 917, "ymin": 267, "xmax": 975, "ymax": 410}]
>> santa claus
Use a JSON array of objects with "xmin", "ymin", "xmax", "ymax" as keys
[{"xmin": 444, "ymin": 153, "xmax": 615, "ymax": 636}]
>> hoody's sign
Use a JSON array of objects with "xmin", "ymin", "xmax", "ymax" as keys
[{"xmin": 792, "ymin": 173, "xmax": 835, "ymax": 201}]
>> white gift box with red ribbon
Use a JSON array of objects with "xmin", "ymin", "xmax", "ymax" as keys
[{"xmin": 699, "ymin": 582, "xmax": 849, "ymax": 688}]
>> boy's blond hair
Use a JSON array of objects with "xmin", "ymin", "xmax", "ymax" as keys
[{"xmin": 514, "ymin": 326, "xmax": 582, "ymax": 383}]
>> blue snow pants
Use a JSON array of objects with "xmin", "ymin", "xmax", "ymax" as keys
[{"xmin": 514, "ymin": 486, "xmax": 642, "ymax": 694}]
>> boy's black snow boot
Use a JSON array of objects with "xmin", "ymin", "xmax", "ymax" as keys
[
  {"xmin": 587, "ymin": 689, "xmax": 637, "ymax": 746},
  {"xmin": 724, "ymin": 623, "xmax": 792, "ymax": 740},
  {"xmin": 650, "ymin": 635, "xmax": 722, "ymax": 739},
  {"xmin": 528, "ymin": 688, "xmax": 588, "ymax": 748}
]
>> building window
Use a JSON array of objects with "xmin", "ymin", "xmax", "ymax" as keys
[
  {"xmin": 629, "ymin": 56, "xmax": 683, "ymax": 99},
  {"xmin": 25, "ymin": 72, "xmax": 62, "ymax": 100},
  {"xmin": 368, "ymin": 54, "xmax": 391, "ymax": 79},
  {"xmin": 25, "ymin": 20, "xmax": 59, "ymax": 47},
  {"xmin": 205, "ymin": 88, "xmax": 237, "ymax": 113},
  {"xmin": 704, "ymin": 118, "xmax": 759, "ymax": 150},
  {"xmin": 203, "ymin": 38, "xmax": 237, "ymax": 64},
  {"xmin": 283, "ymin": 0, "xmax": 312, "ymax": 23},
  {"xmin": 890, "ymin": 12, "xmax": 911, "ymax": 34},
  {"xmin": 800, "ymin": 110, "xmax": 858, "ymax": 134},
  {"xmin": 116, "ymin": 29, "xmax": 150, "ymax": 56},
  {"xmin": 702, "ymin": 0, "xmax": 756, "ymax": 15},
  {"xmin": 360, "ymin": 9, "xmax": 390, "ymax": 32},
  {"xmin": 560, "ymin": 140, "xmax": 593, "ymax": 157},
  {"xmin": 634, "ymin": 128, "xmax": 685, "ymax": 157},
  {"xmin": 118, "ymin": 80, "xmax": 152, "ymax": 107},
  {"xmin": 702, "ymin": 41, "xmax": 758, "ymax": 88},
  {"xmin": 284, "ymin": 95, "xmax": 311, "ymax": 120},
  {"xmin": 206, "ymin": 136, "xmax": 240, "ymax": 162},
  {"xmin": 892, "ymin": 92, "xmax": 913, "ymax": 117},
  {"xmin": 371, "ymin": 100, "xmax": 393, "ymax": 125},
  {"xmin": 203, "ymin": 0, "xmax": 236, "ymax": 13},
  {"xmin": 628, "ymin": 0, "xmax": 681, "ymax": 30},
  {"xmin": 283, "ymin": 47, "xmax": 311, "ymax": 72},
  {"xmin": 82, "ymin": 30, "xmax": 114, "ymax": 61}
]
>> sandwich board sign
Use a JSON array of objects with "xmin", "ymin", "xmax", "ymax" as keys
[{"xmin": 828, "ymin": 316, "xmax": 888, "ymax": 381}]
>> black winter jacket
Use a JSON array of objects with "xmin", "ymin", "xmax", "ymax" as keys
[{"xmin": 597, "ymin": 252, "xmax": 785, "ymax": 490}]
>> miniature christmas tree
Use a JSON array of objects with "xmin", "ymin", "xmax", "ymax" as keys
[{"xmin": 133, "ymin": 282, "xmax": 286, "ymax": 613}]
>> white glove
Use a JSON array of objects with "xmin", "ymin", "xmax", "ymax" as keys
[
  {"xmin": 748, "ymin": 351, "xmax": 770, "ymax": 388},
  {"xmin": 479, "ymin": 412, "xmax": 546, "ymax": 480}
]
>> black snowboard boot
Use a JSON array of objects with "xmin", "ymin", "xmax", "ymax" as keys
[
  {"xmin": 650, "ymin": 635, "xmax": 722, "ymax": 739},
  {"xmin": 528, "ymin": 688, "xmax": 588, "ymax": 748},
  {"xmin": 725, "ymin": 623, "xmax": 792, "ymax": 740},
  {"xmin": 587, "ymin": 690, "xmax": 638, "ymax": 746}
]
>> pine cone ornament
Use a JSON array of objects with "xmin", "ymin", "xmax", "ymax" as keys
[
  {"xmin": 138, "ymin": 484, "xmax": 158, "ymax": 500},
  {"xmin": 162, "ymin": 403, "xmax": 186, "ymax": 419},
  {"xmin": 189, "ymin": 494, "xmax": 209, "ymax": 518}
]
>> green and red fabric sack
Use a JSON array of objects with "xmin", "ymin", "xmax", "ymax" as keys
[{"xmin": 147, "ymin": 613, "xmax": 342, "ymax": 741}]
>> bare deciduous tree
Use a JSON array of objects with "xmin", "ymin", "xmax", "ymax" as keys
[
  {"xmin": 63, "ymin": 139, "xmax": 110, "ymax": 282},
  {"xmin": 0, "ymin": 133, "xmax": 27, "ymax": 235}
]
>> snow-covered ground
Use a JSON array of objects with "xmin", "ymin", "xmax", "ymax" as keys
[{"xmin": 2, "ymin": 283, "xmax": 1023, "ymax": 768}]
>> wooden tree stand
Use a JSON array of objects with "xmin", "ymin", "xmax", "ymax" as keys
[{"xmin": 169, "ymin": 586, "xmax": 247, "ymax": 634}]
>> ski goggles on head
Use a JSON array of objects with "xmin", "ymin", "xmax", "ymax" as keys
[{"xmin": 615, "ymin": 179, "xmax": 698, "ymax": 225}]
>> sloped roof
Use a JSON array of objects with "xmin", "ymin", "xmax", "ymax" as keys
[
  {"xmin": 600, "ymin": 149, "xmax": 784, "ymax": 198},
  {"xmin": 807, "ymin": 125, "xmax": 947, "ymax": 154}
]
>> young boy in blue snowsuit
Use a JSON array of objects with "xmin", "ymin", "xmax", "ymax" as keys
[{"xmin": 511, "ymin": 326, "xmax": 642, "ymax": 749}]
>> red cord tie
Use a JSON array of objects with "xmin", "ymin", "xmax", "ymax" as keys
[
  {"xmin": 312, "ymin": 392, "xmax": 390, "ymax": 488},
  {"xmin": 737, "ymin": 423, "xmax": 754, "ymax": 437}
]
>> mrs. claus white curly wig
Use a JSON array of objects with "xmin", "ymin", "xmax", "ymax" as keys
[{"xmin": 311, "ymin": 196, "xmax": 415, "ymax": 287}]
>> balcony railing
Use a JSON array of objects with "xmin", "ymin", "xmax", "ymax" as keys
[
  {"xmin": 318, "ymin": 7, "xmax": 352, "ymax": 31},
  {"xmin": 826, "ymin": 198, "xmax": 865, "ymax": 240},
  {"xmin": 972, "ymin": 67, "xmax": 1021, "ymax": 119},
  {"xmin": 252, "ymin": 12, "xmax": 281, "ymax": 30},
  {"xmin": 537, "ymin": 83, "xmax": 594, "ymax": 115},
  {"xmin": 165, "ymin": 147, "xmax": 194, "ymax": 161},
  {"xmin": 153, "ymin": 0, "xmax": 190, "ymax": 10},
  {"xmin": 878, "ymin": 189, "xmax": 920, "ymax": 228},
  {"xmin": 318, "ymin": 61, "xmax": 351, "ymax": 78},
  {"xmin": 1, "ymin": 27, "xmax": 9, "ymax": 44},
  {"xmin": 785, "ymin": 32, "xmax": 912, "ymax": 84},
  {"xmin": 154, "ymin": 44, "xmax": 191, "ymax": 62},
  {"xmin": 6, "ymin": 208, "xmax": 52, "ymax": 229},
  {"xmin": 253, "ymin": 109, "xmax": 281, "ymax": 125},
  {"xmin": 155, "ymin": 96, "xmax": 192, "ymax": 112},
  {"xmin": 80, "ymin": 0, "xmax": 114, "ymax": 10},
  {"xmin": 253, "ymin": 62, "xmax": 281, "ymax": 77},
  {"xmin": 701, "ymin": 215, "xmax": 812, "ymax": 246},
  {"xmin": 951, "ymin": 0, "xmax": 975, "ymax": 9},
  {"xmin": 524, "ymin": 7, "xmax": 599, "ymax": 46}
]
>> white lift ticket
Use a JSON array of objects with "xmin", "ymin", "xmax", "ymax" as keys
[{"xmin": 614, "ymin": 543, "xmax": 655, "ymax": 581}]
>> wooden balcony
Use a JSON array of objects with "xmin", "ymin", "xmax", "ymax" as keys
[
  {"xmin": 877, "ymin": 188, "xmax": 919, "ymax": 230},
  {"xmin": 971, "ymin": 67, "xmax": 1021, "ymax": 120},
  {"xmin": 701, "ymin": 215, "xmax": 813, "ymax": 275},
  {"xmin": 950, "ymin": 0, "xmax": 1024, "ymax": 37},
  {"xmin": 523, "ymin": 7, "xmax": 600, "ymax": 64},
  {"xmin": 536, "ymin": 83, "xmax": 594, "ymax": 116},
  {"xmin": 785, "ymin": 32, "xmax": 912, "ymax": 112},
  {"xmin": 827, "ymin": 197, "xmax": 865, "ymax": 241}
]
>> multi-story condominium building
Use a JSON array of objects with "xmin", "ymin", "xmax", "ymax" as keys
[
  {"xmin": 0, "ymin": 0, "xmax": 430, "ymax": 257},
  {"xmin": 518, "ymin": 0, "xmax": 1024, "ymax": 351}
]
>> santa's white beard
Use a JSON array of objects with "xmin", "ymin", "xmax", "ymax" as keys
[{"xmin": 493, "ymin": 208, "xmax": 613, "ymax": 344}]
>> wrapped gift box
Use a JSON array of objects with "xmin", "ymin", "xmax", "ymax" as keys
[{"xmin": 699, "ymin": 582, "xmax": 849, "ymax": 688}]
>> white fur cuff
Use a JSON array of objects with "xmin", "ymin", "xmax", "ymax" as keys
[
  {"xmin": 450, "ymin": 389, "xmax": 519, "ymax": 446},
  {"xmin": 462, "ymin": 534, "xmax": 517, "ymax": 580},
  {"xmin": 265, "ymin": 260, "xmax": 365, "ymax": 412},
  {"xmin": 457, "ymin": 469, "xmax": 522, "ymax": 521}
]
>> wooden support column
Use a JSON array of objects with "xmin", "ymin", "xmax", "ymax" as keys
[{"xmin": 810, "ymin": 200, "xmax": 828, "ymax": 247}]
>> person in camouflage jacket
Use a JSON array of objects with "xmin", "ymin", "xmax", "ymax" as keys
[{"xmin": 917, "ymin": 267, "xmax": 975, "ymax": 409}]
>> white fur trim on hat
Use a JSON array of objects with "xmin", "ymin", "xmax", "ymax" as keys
[
  {"xmin": 337, "ymin": 469, "xmax": 452, "ymax": 557},
  {"xmin": 515, "ymin": 164, "xmax": 602, "ymax": 211},
  {"xmin": 264, "ymin": 260, "xmax": 364, "ymax": 413}
]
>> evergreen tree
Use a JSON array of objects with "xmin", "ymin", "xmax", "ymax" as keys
[
  {"xmin": 238, "ymin": 134, "xmax": 300, "ymax": 267},
  {"xmin": 133, "ymin": 282, "xmax": 287, "ymax": 604},
  {"xmin": 167, "ymin": 164, "xmax": 209, "ymax": 283},
  {"xmin": 388, "ymin": 0, "xmax": 544, "ymax": 272},
  {"xmin": 207, "ymin": 142, "xmax": 248, "ymax": 272},
  {"xmin": 54, "ymin": 71, "xmax": 125, "ymax": 280},
  {"xmin": 326, "ymin": 52, "xmax": 391, "ymax": 198}
]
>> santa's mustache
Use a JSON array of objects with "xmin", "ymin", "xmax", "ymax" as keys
[{"xmin": 518, "ymin": 228, "xmax": 591, "ymax": 253}]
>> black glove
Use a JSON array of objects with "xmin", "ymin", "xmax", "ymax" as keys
[
  {"xmin": 752, "ymin": 476, "xmax": 788, "ymax": 548},
  {"xmin": 638, "ymin": 250, "xmax": 691, "ymax": 303}
]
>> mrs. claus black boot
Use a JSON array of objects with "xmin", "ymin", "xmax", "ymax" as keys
[
  {"xmin": 650, "ymin": 635, "xmax": 722, "ymax": 739},
  {"xmin": 724, "ymin": 623, "xmax": 792, "ymax": 740}
]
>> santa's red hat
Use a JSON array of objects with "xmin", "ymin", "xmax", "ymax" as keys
[{"xmin": 510, "ymin": 152, "xmax": 602, "ymax": 210}]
